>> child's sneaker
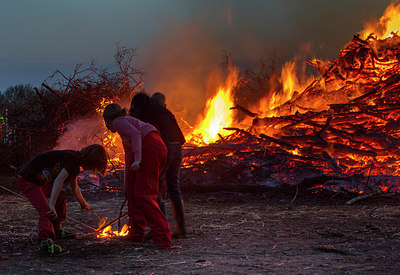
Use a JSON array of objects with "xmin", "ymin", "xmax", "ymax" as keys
[
  {"xmin": 39, "ymin": 239, "xmax": 65, "ymax": 256},
  {"xmin": 55, "ymin": 228, "xmax": 76, "ymax": 239}
]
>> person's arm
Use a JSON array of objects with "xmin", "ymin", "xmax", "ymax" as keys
[
  {"xmin": 69, "ymin": 177, "xmax": 90, "ymax": 209},
  {"xmin": 113, "ymin": 117, "xmax": 143, "ymax": 164},
  {"xmin": 48, "ymin": 168, "xmax": 69, "ymax": 218}
]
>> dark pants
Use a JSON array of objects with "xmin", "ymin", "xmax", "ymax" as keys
[
  {"xmin": 159, "ymin": 143, "xmax": 183, "ymax": 203},
  {"xmin": 17, "ymin": 176, "xmax": 66, "ymax": 242}
]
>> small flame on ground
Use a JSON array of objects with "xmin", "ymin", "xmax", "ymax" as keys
[{"xmin": 96, "ymin": 224, "xmax": 129, "ymax": 238}]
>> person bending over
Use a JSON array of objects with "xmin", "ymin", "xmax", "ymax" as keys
[
  {"xmin": 103, "ymin": 103, "xmax": 172, "ymax": 249},
  {"xmin": 17, "ymin": 144, "xmax": 108, "ymax": 255}
]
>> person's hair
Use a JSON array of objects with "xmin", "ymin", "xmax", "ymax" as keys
[
  {"xmin": 129, "ymin": 92, "xmax": 151, "ymax": 118},
  {"xmin": 103, "ymin": 103, "xmax": 127, "ymax": 122},
  {"xmin": 80, "ymin": 144, "xmax": 108, "ymax": 175},
  {"xmin": 151, "ymin": 92, "xmax": 166, "ymax": 107}
]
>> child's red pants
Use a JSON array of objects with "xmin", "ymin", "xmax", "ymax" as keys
[
  {"xmin": 17, "ymin": 176, "xmax": 66, "ymax": 242},
  {"xmin": 125, "ymin": 131, "xmax": 172, "ymax": 249}
]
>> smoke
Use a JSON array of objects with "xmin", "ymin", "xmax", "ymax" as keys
[
  {"xmin": 138, "ymin": 0, "xmax": 392, "ymax": 127},
  {"xmin": 54, "ymin": 117, "xmax": 104, "ymax": 151},
  {"xmin": 50, "ymin": 1, "xmax": 395, "ymax": 153}
]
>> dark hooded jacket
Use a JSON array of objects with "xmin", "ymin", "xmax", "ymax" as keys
[{"xmin": 130, "ymin": 93, "xmax": 186, "ymax": 145}]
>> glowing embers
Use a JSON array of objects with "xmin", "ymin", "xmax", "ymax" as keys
[{"xmin": 96, "ymin": 224, "xmax": 129, "ymax": 238}]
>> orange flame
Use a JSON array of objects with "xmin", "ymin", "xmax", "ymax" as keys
[
  {"xmin": 96, "ymin": 224, "xmax": 129, "ymax": 238},
  {"xmin": 360, "ymin": 2, "xmax": 400, "ymax": 39},
  {"xmin": 189, "ymin": 66, "xmax": 239, "ymax": 144},
  {"xmin": 256, "ymin": 59, "xmax": 315, "ymax": 118},
  {"xmin": 96, "ymin": 98, "xmax": 125, "ymax": 168}
]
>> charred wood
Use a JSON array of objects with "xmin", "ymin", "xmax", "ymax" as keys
[
  {"xmin": 259, "ymin": 134, "xmax": 296, "ymax": 150},
  {"xmin": 230, "ymin": 105, "xmax": 258, "ymax": 117}
]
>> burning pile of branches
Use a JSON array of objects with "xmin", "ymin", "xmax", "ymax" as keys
[{"xmin": 180, "ymin": 33, "xmax": 400, "ymax": 197}]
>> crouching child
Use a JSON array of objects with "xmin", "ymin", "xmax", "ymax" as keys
[{"xmin": 16, "ymin": 144, "xmax": 108, "ymax": 255}]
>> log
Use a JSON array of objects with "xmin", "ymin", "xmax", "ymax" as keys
[
  {"xmin": 329, "ymin": 143, "xmax": 377, "ymax": 157},
  {"xmin": 345, "ymin": 193, "xmax": 379, "ymax": 205},
  {"xmin": 230, "ymin": 105, "xmax": 258, "ymax": 117},
  {"xmin": 282, "ymin": 110, "xmax": 327, "ymax": 129},
  {"xmin": 259, "ymin": 134, "xmax": 297, "ymax": 150},
  {"xmin": 183, "ymin": 143, "xmax": 265, "ymax": 158},
  {"xmin": 280, "ymin": 135, "xmax": 328, "ymax": 146},
  {"xmin": 42, "ymin": 82, "xmax": 62, "ymax": 98}
]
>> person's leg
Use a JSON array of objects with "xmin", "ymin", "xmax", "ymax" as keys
[
  {"xmin": 170, "ymin": 199, "xmax": 186, "ymax": 238},
  {"xmin": 165, "ymin": 144, "xmax": 183, "ymax": 202},
  {"xmin": 41, "ymin": 183, "xmax": 66, "ymax": 230},
  {"xmin": 136, "ymin": 132, "xmax": 171, "ymax": 249},
  {"xmin": 41, "ymin": 184, "xmax": 75, "ymax": 239},
  {"xmin": 125, "ymin": 167, "xmax": 146, "ymax": 242},
  {"xmin": 157, "ymin": 152, "xmax": 168, "ymax": 215},
  {"xmin": 144, "ymin": 158, "xmax": 167, "ymax": 241},
  {"xmin": 126, "ymin": 180, "xmax": 146, "ymax": 242},
  {"xmin": 16, "ymin": 177, "xmax": 55, "ymax": 242},
  {"xmin": 157, "ymin": 194, "xmax": 166, "ymax": 215},
  {"xmin": 166, "ymin": 143, "xmax": 186, "ymax": 238}
]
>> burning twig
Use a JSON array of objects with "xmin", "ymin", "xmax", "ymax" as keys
[
  {"xmin": 230, "ymin": 104, "xmax": 258, "ymax": 117},
  {"xmin": 259, "ymin": 133, "xmax": 296, "ymax": 150},
  {"xmin": 67, "ymin": 216, "xmax": 98, "ymax": 232},
  {"xmin": 282, "ymin": 111, "xmax": 327, "ymax": 130},
  {"xmin": 97, "ymin": 212, "xmax": 128, "ymax": 232}
]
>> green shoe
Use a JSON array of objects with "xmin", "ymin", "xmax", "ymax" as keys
[
  {"xmin": 39, "ymin": 239, "xmax": 65, "ymax": 256},
  {"xmin": 55, "ymin": 228, "xmax": 76, "ymax": 239}
]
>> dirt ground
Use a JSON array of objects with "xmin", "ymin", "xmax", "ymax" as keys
[{"xmin": 1, "ymin": 183, "xmax": 400, "ymax": 274}]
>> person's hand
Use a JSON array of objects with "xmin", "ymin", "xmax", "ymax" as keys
[
  {"xmin": 47, "ymin": 208, "xmax": 57, "ymax": 220},
  {"xmin": 80, "ymin": 201, "xmax": 90, "ymax": 210},
  {"xmin": 131, "ymin": 160, "xmax": 141, "ymax": 171}
]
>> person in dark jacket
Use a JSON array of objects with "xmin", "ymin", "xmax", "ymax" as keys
[
  {"xmin": 130, "ymin": 92, "xmax": 186, "ymax": 238},
  {"xmin": 151, "ymin": 92, "xmax": 166, "ymax": 108}
]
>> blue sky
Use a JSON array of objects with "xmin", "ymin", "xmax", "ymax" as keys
[{"xmin": 0, "ymin": 0, "xmax": 393, "ymax": 99}]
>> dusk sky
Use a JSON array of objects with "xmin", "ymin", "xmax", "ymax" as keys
[{"xmin": 0, "ymin": 0, "xmax": 393, "ymax": 98}]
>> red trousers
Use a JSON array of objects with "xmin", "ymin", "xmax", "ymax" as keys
[
  {"xmin": 125, "ymin": 131, "xmax": 172, "ymax": 249},
  {"xmin": 17, "ymin": 176, "xmax": 66, "ymax": 242}
]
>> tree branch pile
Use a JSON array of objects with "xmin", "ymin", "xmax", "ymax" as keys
[
  {"xmin": 180, "ymin": 34, "xmax": 400, "ymax": 198},
  {"xmin": 0, "ymin": 46, "xmax": 143, "ymax": 169}
]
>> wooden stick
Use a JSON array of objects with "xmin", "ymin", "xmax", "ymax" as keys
[
  {"xmin": 97, "ymin": 212, "xmax": 128, "ymax": 232},
  {"xmin": 67, "ymin": 216, "xmax": 98, "ymax": 232},
  {"xmin": 282, "ymin": 110, "xmax": 327, "ymax": 129},
  {"xmin": 345, "ymin": 193, "xmax": 378, "ymax": 205},
  {"xmin": 259, "ymin": 134, "xmax": 297, "ymax": 150},
  {"xmin": 230, "ymin": 104, "xmax": 258, "ymax": 117},
  {"xmin": 0, "ymin": 184, "xmax": 98, "ymax": 232},
  {"xmin": 89, "ymin": 208, "xmax": 101, "ymax": 220}
]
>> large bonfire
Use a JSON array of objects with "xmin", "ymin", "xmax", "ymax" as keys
[
  {"xmin": 179, "ymin": 2, "xmax": 400, "ymax": 195},
  {"xmin": 93, "ymin": 2, "xmax": 400, "ymax": 238},
  {"xmin": 88, "ymin": 2, "xmax": 400, "ymax": 200}
]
